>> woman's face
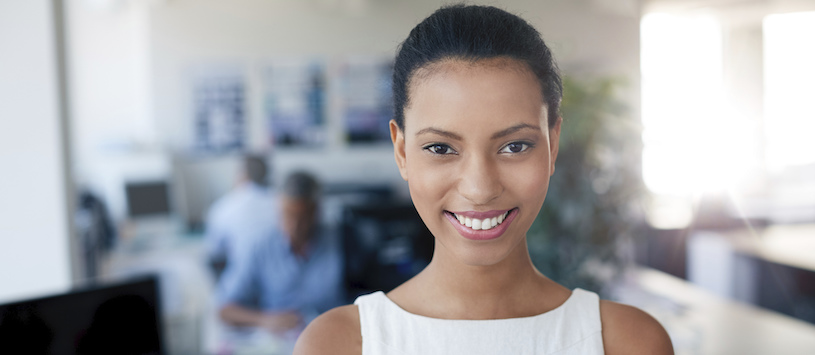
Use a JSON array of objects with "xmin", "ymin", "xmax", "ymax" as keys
[{"xmin": 391, "ymin": 58, "xmax": 561, "ymax": 267}]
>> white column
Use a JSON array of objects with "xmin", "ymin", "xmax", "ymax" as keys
[{"xmin": 0, "ymin": 0, "xmax": 75, "ymax": 303}]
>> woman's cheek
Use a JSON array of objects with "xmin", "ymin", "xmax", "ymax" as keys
[
  {"xmin": 407, "ymin": 157, "xmax": 453, "ymax": 227},
  {"xmin": 506, "ymin": 157, "xmax": 550, "ymax": 201},
  {"xmin": 409, "ymin": 157, "xmax": 448, "ymax": 200}
]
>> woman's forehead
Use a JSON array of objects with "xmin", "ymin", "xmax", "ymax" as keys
[
  {"xmin": 410, "ymin": 57, "xmax": 536, "ymax": 89},
  {"xmin": 403, "ymin": 59, "xmax": 547, "ymax": 132}
]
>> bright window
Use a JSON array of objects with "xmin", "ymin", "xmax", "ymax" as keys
[
  {"xmin": 641, "ymin": 10, "xmax": 815, "ymax": 227},
  {"xmin": 641, "ymin": 13, "xmax": 743, "ymax": 196},
  {"xmin": 763, "ymin": 11, "xmax": 815, "ymax": 171},
  {"xmin": 640, "ymin": 13, "xmax": 758, "ymax": 228}
]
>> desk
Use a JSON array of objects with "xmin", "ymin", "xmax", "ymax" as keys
[
  {"xmin": 614, "ymin": 267, "xmax": 815, "ymax": 355},
  {"xmin": 725, "ymin": 223, "xmax": 815, "ymax": 272},
  {"xmin": 104, "ymin": 231, "xmax": 297, "ymax": 355},
  {"xmin": 103, "ymin": 231, "xmax": 212, "ymax": 354},
  {"xmin": 201, "ymin": 303, "xmax": 297, "ymax": 355},
  {"xmin": 686, "ymin": 225, "xmax": 815, "ymax": 323}
]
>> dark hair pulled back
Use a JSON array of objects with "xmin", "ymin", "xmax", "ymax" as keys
[{"xmin": 393, "ymin": 4, "xmax": 562, "ymax": 130}]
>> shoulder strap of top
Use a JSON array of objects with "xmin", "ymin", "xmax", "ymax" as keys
[
  {"xmin": 353, "ymin": 291, "xmax": 387, "ymax": 348},
  {"xmin": 567, "ymin": 288, "xmax": 603, "ymax": 333}
]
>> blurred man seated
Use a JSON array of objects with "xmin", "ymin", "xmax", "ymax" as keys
[
  {"xmin": 205, "ymin": 154, "xmax": 278, "ymax": 276},
  {"xmin": 217, "ymin": 171, "xmax": 343, "ymax": 334}
]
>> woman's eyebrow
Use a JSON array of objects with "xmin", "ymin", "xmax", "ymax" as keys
[
  {"xmin": 415, "ymin": 127, "xmax": 462, "ymax": 140},
  {"xmin": 415, "ymin": 124, "xmax": 540, "ymax": 140},
  {"xmin": 491, "ymin": 124, "xmax": 541, "ymax": 139}
]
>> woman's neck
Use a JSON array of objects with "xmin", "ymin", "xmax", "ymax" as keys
[{"xmin": 390, "ymin": 239, "xmax": 567, "ymax": 320}]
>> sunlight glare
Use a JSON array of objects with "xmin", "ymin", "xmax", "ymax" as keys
[
  {"xmin": 641, "ymin": 13, "xmax": 752, "ymax": 196},
  {"xmin": 764, "ymin": 12, "xmax": 815, "ymax": 170}
]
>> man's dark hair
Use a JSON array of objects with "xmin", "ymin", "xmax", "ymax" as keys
[
  {"xmin": 392, "ymin": 4, "xmax": 562, "ymax": 130},
  {"xmin": 243, "ymin": 154, "xmax": 268, "ymax": 186},
  {"xmin": 281, "ymin": 171, "xmax": 320, "ymax": 202}
]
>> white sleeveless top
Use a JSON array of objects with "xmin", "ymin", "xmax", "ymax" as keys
[{"xmin": 353, "ymin": 288, "xmax": 605, "ymax": 355}]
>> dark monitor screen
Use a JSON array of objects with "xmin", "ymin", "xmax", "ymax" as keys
[
  {"xmin": 126, "ymin": 181, "xmax": 171, "ymax": 218},
  {"xmin": 341, "ymin": 201, "xmax": 434, "ymax": 302},
  {"xmin": 0, "ymin": 276, "xmax": 165, "ymax": 355}
]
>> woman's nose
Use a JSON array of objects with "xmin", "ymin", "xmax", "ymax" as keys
[{"xmin": 456, "ymin": 154, "xmax": 503, "ymax": 206}]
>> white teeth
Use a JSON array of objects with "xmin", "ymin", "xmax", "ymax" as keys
[
  {"xmin": 452, "ymin": 211, "xmax": 511, "ymax": 231},
  {"xmin": 471, "ymin": 219, "xmax": 482, "ymax": 230}
]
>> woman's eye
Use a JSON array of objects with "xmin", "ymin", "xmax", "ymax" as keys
[
  {"xmin": 500, "ymin": 142, "xmax": 530, "ymax": 154},
  {"xmin": 424, "ymin": 144, "xmax": 456, "ymax": 155}
]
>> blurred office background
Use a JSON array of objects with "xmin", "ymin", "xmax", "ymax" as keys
[{"xmin": 2, "ymin": 0, "xmax": 815, "ymax": 354}]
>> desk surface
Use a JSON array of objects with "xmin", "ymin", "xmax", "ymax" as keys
[
  {"xmin": 615, "ymin": 267, "xmax": 815, "ymax": 355},
  {"xmin": 105, "ymin": 232, "xmax": 297, "ymax": 355},
  {"xmin": 724, "ymin": 223, "xmax": 815, "ymax": 272}
]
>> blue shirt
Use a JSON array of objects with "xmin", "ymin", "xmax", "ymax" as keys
[
  {"xmin": 217, "ymin": 227, "xmax": 344, "ymax": 322},
  {"xmin": 205, "ymin": 183, "xmax": 279, "ymax": 262}
]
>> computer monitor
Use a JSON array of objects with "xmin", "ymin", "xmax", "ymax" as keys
[
  {"xmin": 170, "ymin": 154, "xmax": 242, "ymax": 231},
  {"xmin": 0, "ymin": 276, "xmax": 165, "ymax": 355},
  {"xmin": 341, "ymin": 201, "xmax": 434, "ymax": 302},
  {"xmin": 125, "ymin": 181, "xmax": 171, "ymax": 218}
]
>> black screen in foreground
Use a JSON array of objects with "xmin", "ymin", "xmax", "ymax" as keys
[{"xmin": 0, "ymin": 276, "xmax": 164, "ymax": 355}]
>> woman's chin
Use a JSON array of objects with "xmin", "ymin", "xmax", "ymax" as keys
[{"xmin": 438, "ymin": 239, "xmax": 523, "ymax": 268}]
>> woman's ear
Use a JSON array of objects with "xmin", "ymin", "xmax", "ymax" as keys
[
  {"xmin": 390, "ymin": 120, "xmax": 409, "ymax": 181},
  {"xmin": 549, "ymin": 117, "xmax": 562, "ymax": 176}
]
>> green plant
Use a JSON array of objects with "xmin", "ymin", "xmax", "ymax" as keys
[{"xmin": 528, "ymin": 76, "xmax": 644, "ymax": 294}]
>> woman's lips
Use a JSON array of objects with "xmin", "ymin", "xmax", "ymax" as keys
[{"xmin": 444, "ymin": 208, "xmax": 519, "ymax": 241}]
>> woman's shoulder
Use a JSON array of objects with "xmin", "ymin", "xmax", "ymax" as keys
[
  {"xmin": 598, "ymin": 300, "xmax": 674, "ymax": 355},
  {"xmin": 293, "ymin": 304, "xmax": 361, "ymax": 355}
]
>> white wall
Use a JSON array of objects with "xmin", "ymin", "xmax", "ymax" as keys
[
  {"xmin": 148, "ymin": 0, "xmax": 642, "ymax": 149},
  {"xmin": 0, "ymin": 0, "xmax": 73, "ymax": 303},
  {"xmin": 68, "ymin": 0, "xmax": 642, "ymax": 220},
  {"xmin": 67, "ymin": 0, "xmax": 153, "ymax": 169},
  {"xmin": 152, "ymin": 0, "xmax": 641, "ymax": 189},
  {"xmin": 66, "ymin": 0, "xmax": 158, "ymax": 220}
]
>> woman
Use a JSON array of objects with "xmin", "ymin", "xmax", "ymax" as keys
[{"xmin": 296, "ymin": 5, "xmax": 673, "ymax": 355}]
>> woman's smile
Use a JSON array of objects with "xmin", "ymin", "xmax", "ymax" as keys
[
  {"xmin": 447, "ymin": 209, "xmax": 512, "ymax": 230},
  {"xmin": 444, "ymin": 208, "xmax": 520, "ymax": 241}
]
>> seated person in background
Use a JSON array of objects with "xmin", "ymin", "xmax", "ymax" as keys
[
  {"xmin": 205, "ymin": 154, "xmax": 278, "ymax": 275},
  {"xmin": 217, "ymin": 171, "xmax": 344, "ymax": 334}
]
